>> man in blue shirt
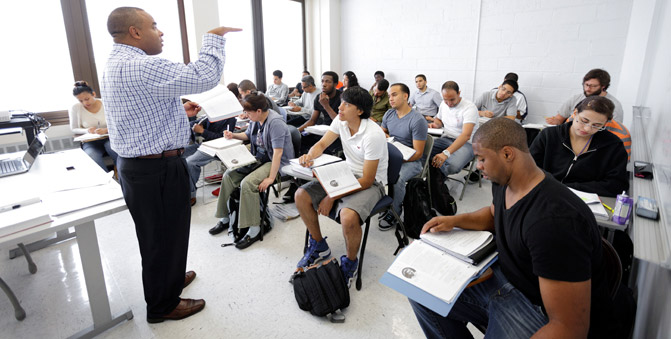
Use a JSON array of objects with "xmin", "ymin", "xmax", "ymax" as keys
[{"xmin": 101, "ymin": 6, "xmax": 239, "ymax": 323}]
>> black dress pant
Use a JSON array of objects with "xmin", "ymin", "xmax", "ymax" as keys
[{"xmin": 117, "ymin": 155, "xmax": 191, "ymax": 318}]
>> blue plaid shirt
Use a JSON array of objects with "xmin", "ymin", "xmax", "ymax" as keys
[{"xmin": 101, "ymin": 34, "xmax": 226, "ymax": 157}]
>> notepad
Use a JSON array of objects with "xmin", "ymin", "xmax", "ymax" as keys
[
  {"xmin": 182, "ymin": 85, "xmax": 243, "ymax": 122},
  {"xmin": 569, "ymin": 188, "xmax": 609, "ymax": 220}
]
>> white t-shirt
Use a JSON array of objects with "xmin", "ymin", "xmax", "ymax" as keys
[
  {"xmin": 435, "ymin": 98, "xmax": 478, "ymax": 141},
  {"xmin": 68, "ymin": 100, "xmax": 108, "ymax": 135},
  {"xmin": 329, "ymin": 116, "xmax": 388, "ymax": 185}
]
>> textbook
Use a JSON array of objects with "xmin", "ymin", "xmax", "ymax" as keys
[
  {"xmin": 199, "ymin": 138, "xmax": 243, "ymax": 157},
  {"xmin": 312, "ymin": 161, "xmax": 361, "ymax": 198},
  {"xmin": 420, "ymin": 229, "xmax": 496, "ymax": 265},
  {"xmin": 304, "ymin": 125, "xmax": 330, "ymax": 136},
  {"xmin": 182, "ymin": 84, "xmax": 243, "ymax": 122},
  {"xmin": 427, "ymin": 128, "xmax": 443, "ymax": 136},
  {"xmin": 569, "ymin": 188, "xmax": 610, "ymax": 220},
  {"xmin": 0, "ymin": 201, "xmax": 52, "ymax": 239},
  {"xmin": 215, "ymin": 144, "xmax": 257, "ymax": 170},
  {"xmin": 380, "ymin": 234, "xmax": 498, "ymax": 317},
  {"xmin": 387, "ymin": 139, "xmax": 416, "ymax": 161},
  {"xmin": 289, "ymin": 154, "xmax": 342, "ymax": 177}
]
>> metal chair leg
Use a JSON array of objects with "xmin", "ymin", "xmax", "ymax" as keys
[
  {"xmin": 17, "ymin": 243, "xmax": 37, "ymax": 274},
  {"xmin": 0, "ymin": 277, "xmax": 26, "ymax": 321},
  {"xmin": 356, "ymin": 220, "xmax": 371, "ymax": 291}
]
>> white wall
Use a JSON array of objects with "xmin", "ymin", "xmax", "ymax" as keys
[{"xmin": 339, "ymin": 0, "xmax": 632, "ymax": 117}]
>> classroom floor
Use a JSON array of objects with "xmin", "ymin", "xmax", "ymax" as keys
[{"xmin": 0, "ymin": 170, "xmax": 491, "ymax": 339}]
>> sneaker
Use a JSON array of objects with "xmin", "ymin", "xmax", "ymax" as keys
[
  {"xmin": 378, "ymin": 211, "xmax": 397, "ymax": 231},
  {"xmin": 297, "ymin": 236, "xmax": 331, "ymax": 268},
  {"xmin": 212, "ymin": 187, "xmax": 220, "ymax": 196},
  {"xmin": 282, "ymin": 182, "xmax": 298, "ymax": 202},
  {"xmin": 464, "ymin": 170, "xmax": 481, "ymax": 184},
  {"xmin": 340, "ymin": 255, "xmax": 359, "ymax": 288}
]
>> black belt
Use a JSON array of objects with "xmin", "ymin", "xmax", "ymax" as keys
[{"xmin": 137, "ymin": 148, "xmax": 185, "ymax": 159}]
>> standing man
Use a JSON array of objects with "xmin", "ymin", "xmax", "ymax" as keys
[
  {"xmin": 428, "ymin": 81, "xmax": 478, "ymax": 177},
  {"xmin": 546, "ymin": 68, "xmax": 624, "ymax": 125},
  {"xmin": 411, "ymin": 118, "xmax": 615, "ymax": 338},
  {"xmin": 378, "ymin": 83, "xmax": 428, "ymax": 230},
  {"xmin": 474, "ymin": 79, "xmax": 519, "ymax": 119},
  {"xmin": 409, "ymin": 74, "xmax": 443, "ymax": 121},
  {"xmin": 101, "ymin": 7, "xmax": 240, "ymax": 323}
]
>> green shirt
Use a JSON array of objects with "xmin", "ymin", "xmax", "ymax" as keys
[{"xmin": 370, "ymin": 90, "xmax": 391, "ymax": 122}]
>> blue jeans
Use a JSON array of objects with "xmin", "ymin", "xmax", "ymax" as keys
[
  {"xmin": 430, "ymin": 138, "xmax": 474, "ymax": 176},
  {"xmin": 82, "ymin": 138, "xmax": 118, "ymax": 171},
  {"xmin": 185, "ymin": 149, "xmax": 215, "ymax": 197},
  {"xmin": 410, "ymin": 265, "xmax": 548, "ymax": 339},
  {"xmin": 392, "ymin": 160, "xmax": 423, "ymax": 214}
]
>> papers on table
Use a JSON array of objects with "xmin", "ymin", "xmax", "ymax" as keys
[
  {"xmin": 74, "ymin": 133, "xmax": 109, "ymax": 142},
  {"xmin": 428, "ymin": 128, "xmax": 443, "ymax": 136},
  {"xmin": 199, "ymin": 138, "xmax": 243, "ymax": 157},
  {"xmin": 312, "ymin": 161, "xmax": 361, "ymax": 198},
  {"xmin": 42, "ymin": 182, "xmax": 124, "ymax": 216},
  {"xmin": 289, "ymin": 154, "xmax": 342, "ymax": 177},
  {"xmin": 182, "ymin": 84, "xmax": 243, "ymax": 122},
  {"xmin": 569, "ymin": 188, "xmax": 610, "ymax": 220},
  {"xmin": 305, "ymin": 125, "xmax": 330, "ymax": 136},
  {"xmin": 0, "ymin": 200, "xmax": 52, "ymax": 239},
  {"xmin": 215, "ymin": 144, "xmax": 257, "ymax": 170}
]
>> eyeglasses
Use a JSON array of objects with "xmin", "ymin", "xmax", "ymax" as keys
[
  {"xmin": 583, "ymin": 83, "xmax": 602, "ymax": 89},
  {"xmin": 574, "ymin": 113, "xmax": 607, "ymax": 131}
]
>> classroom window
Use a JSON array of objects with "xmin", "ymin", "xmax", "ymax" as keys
[
  {"xmin": 262, "ymin": 0, "xmax": 305, "ymax": 88},
  {"xmin": 0, "ymin": 2, "xmax": 75, "ymax": 113},
  {"xmin": 217, "ymin": 0, "xmax": 256, "ymax": 86}
]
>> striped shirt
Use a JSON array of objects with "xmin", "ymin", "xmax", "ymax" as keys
[{"xmin": 101, "ymin": 34, "xmax": 226, "ymax": 157}]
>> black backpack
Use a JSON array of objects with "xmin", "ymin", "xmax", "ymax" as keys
[
  {"xmin": 429, "ymin": 166, "xmax": 457, "ymax": 216},
  {"xmin": 403, "ymin": 178, "xmax": 437, "ymax": 239},
  {"xmin": 225, "ymin": 187, "xmax": 272, "ymax": 244},
  {"xmin": 293, "ymin": 258, "xmax": 350, "ymax": 322}
]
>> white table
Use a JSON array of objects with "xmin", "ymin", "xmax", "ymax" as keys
[{"xmin": 0, "ymin": 149, "xmax": 132, "ymax": 338}]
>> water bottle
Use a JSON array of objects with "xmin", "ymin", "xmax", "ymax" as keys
[{"xmin": 612, "ymin": 191, "xmax": 633, "ymax": 225}]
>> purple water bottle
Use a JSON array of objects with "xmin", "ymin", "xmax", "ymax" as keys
[{"xmin": 612, "ymin": 191, "xmax": 633, "ymax": 225}]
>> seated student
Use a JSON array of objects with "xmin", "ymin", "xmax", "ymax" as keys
[
  {"xmin": 474, "ymin": 79, "xmax": 518, "ymax": 119},
  {"xmin": 530, "ymin": 96, "xmax": 628, "ymax": 197},
  {"xmin": 409, "ymin": 74, "xmax": 443, "ymax": 122},
  {"xmin": 184, "ymin": 114, "xmax": 236, "ymax": 206},
  {"xmin": 369, "ymin": 70, "xmax": 385, "ymax": 92},
  {"xmin": 289, "ymin": 70, "xmax": 310, "ymax": 98},
  {"xmin": 378, "ymin": 83, "xmax": 428, "ymax": 230},
  {"xmin": 370, "ymin": 79, "xmax": 391, "ymax": 123},
  {"xmin": 286, "ymin": 75, "xmax": 321, "ymax": 127},
  {"xmin": 69, "ymin": 80, "xmax": 118, "ymax": 171},
  {"xmin": 266, "ymin": 70, "xmax": 289, "ymax": 105},
  {"xmin": 342, "ymin": 71, "xmax": 359, "ymax": 91},
  {"xmin": 210, "ymin": 92, "xmax": 294, "ymax": 249},
  {"xmin": 546, "ymin": 68, "xmax": 624, "ymax": 125},
  {"xmin": 294, "ymin": 86, "xmax": 388, "ymax": 287},
  {"xmin": 428, "ymin": 81, "xmax": 478, "ymax": 177},
  {"xmin": 502, "ymin": 72, "xmax": 528, "ymax": 120},
  {"xmin": 238, "ymin": 79, "xmax": 287, "ymax": 121},
  {"xmin": 297, "ymin": 71, "xmax": 343, "ymax": 155},
  {"xmin": 227, "ymin": 82, "xmax": 241, "ymax": 100},
  {"xmin": 412, "ymin": 117, "xmax": 616, "ymax": 338}
]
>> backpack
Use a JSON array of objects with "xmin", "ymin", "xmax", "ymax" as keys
[
  {"xmin": 429, "ymin": 166, "xmax": 457, "ymax": 216},
  {"xmin": 225, "ymin": 187, "xmax": 272, "ymax": 244},
  {"xmin": 403, "ymin": 178, "xmax": 437, "ymax": 239},
  {"xmin": 293, "ymin": 258, "xmax": 350, "ymax": 322}
]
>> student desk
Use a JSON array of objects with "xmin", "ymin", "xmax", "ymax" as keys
[{"xmin": 0, "ymin": 149, "xmax": 132, "ymax": 338}]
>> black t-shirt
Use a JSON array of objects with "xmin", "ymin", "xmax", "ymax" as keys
[
  {"xmin": 312, "ymin": 90, "xmax": 341, "ymax": 125},
  {"xmin": 493, "ymin": 173, "xmax": 614, "ymax": 337}
]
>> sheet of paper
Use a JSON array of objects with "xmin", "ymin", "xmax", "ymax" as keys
[
  {"xmin": 387, "ymin": 241, "xmax": 481, "ymax": 303},
  {"xmin": 182, "ymin": 85, "xmax": 243, "ymax": 122},
  {"xmin": 41, "ymin": 182, "xmax": 124, "ymax": 216}
]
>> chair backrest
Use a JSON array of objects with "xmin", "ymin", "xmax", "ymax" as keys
[
  {"xmin": 601, "ymin": 237, "xmax": 622, "ymax": 300},
  {"xmin": 387, "ymin": 142, "xmax": 403, "ymax": 186},
  {"xmin": 288, "ymin": 125, "xmax": 302, "ymax": 156}
]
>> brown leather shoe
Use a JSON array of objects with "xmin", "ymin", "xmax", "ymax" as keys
[
  {"xmin": 184, "ymin": 271, "xmax": 196, "ymax": 288},
  {"xmin": 147, "ymin": 298, "xmax": 206, "ymax": 323},
  {"xmin": 190, "ymin": 197, "xmax": 196, "ymax": 206}
]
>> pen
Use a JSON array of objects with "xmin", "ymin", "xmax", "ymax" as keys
[
  {"xmin": 0, "ymin": 204, "xmax": 22, "ymax": 213},
  {"xmin": 602, "ymin": 202, "xmax": 614, "ymax": 213}
]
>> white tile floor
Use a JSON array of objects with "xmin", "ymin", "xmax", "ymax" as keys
[{"xmin": 0, "ymin": 173, "xmax": 491, "ymax": 339}]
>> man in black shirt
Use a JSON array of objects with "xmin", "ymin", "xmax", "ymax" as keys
[
  {"xmin": 297, "ymin": 71, "xmax": 342, "ymax": 155},
  {"xmin": 411, "ymin": 117, "xmax": 614, "ymax": 338}
]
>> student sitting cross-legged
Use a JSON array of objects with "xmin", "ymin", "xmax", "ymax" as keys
[
  {"xmin": 211, "ymin": 92, "xmax": 294, "ymax": 249},
  {"xmin": 294, "ymin": 86, "xmax": 388, "ymax": 288},
  {"xmin": 378, "ymin": 83, "xmax": 428, "ymax": 230}
]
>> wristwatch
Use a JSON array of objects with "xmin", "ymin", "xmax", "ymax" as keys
[{"xmin": 442, "ymin": 149, "xmax": 451, "ymax": 158}]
